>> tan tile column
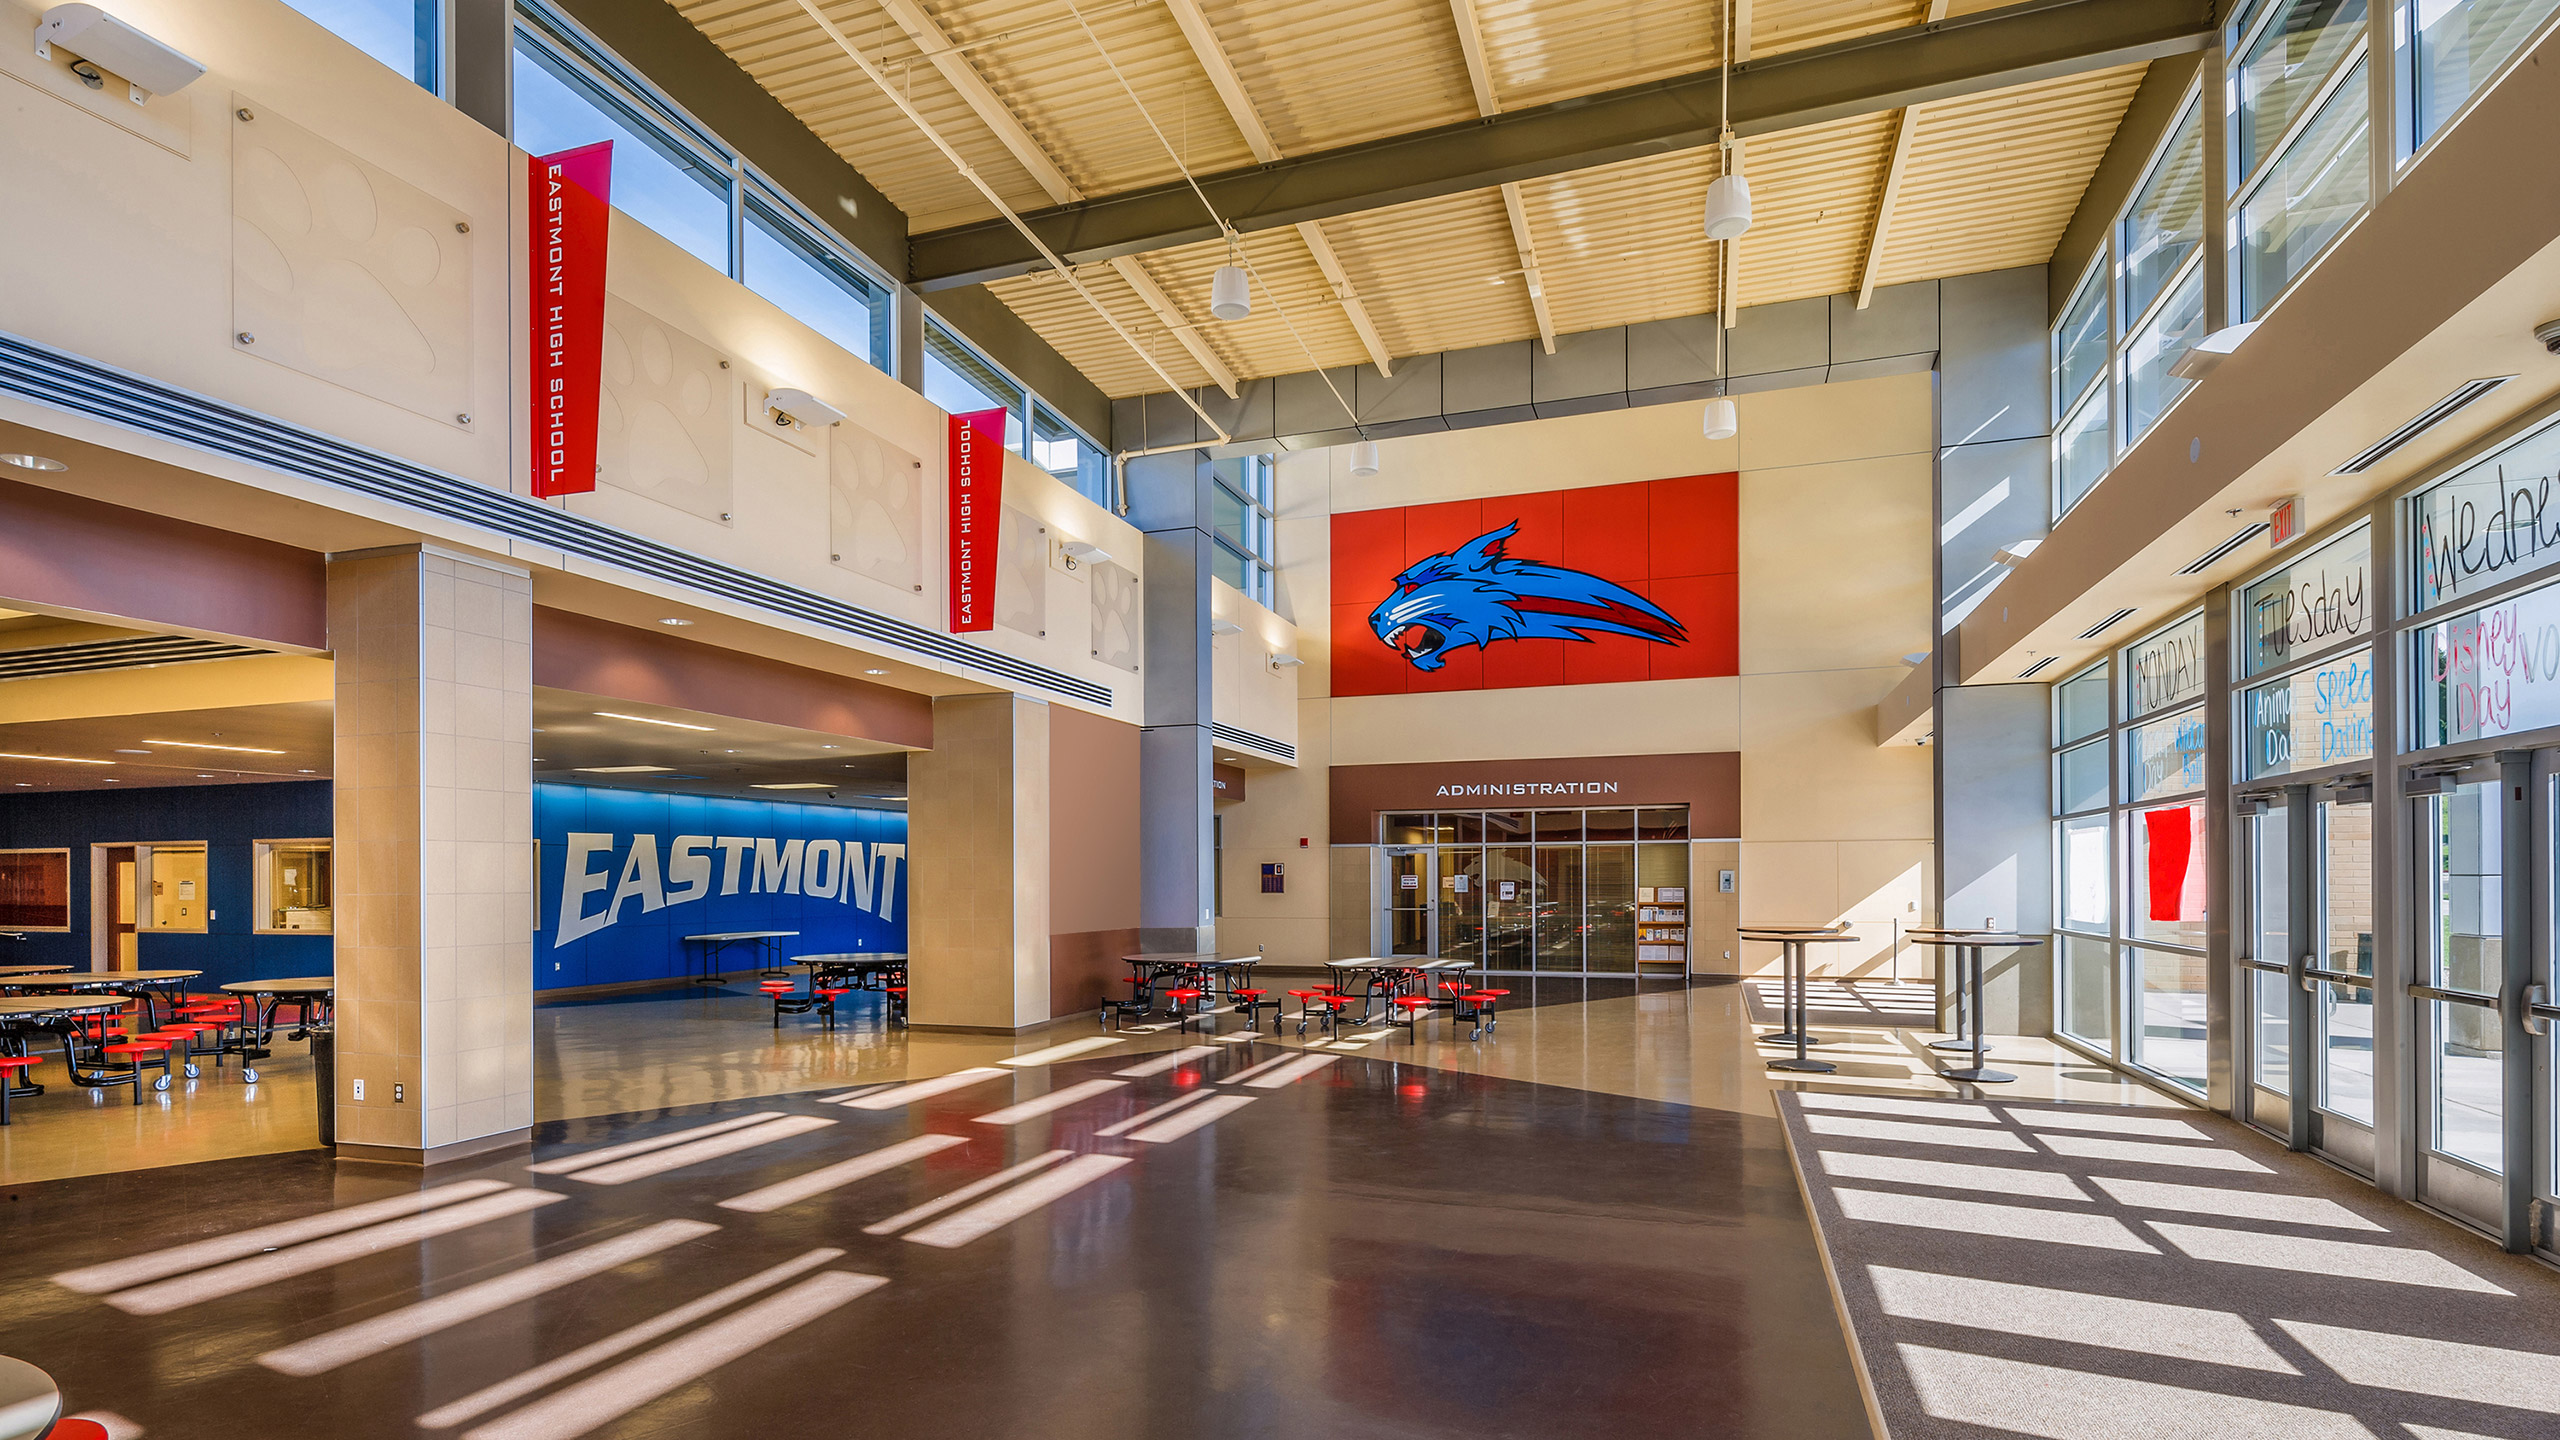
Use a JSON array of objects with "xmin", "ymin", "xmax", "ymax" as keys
[
  {"xmin": 908, "ymin": 693, "xmax": 1051, "ymax": 1031},
  {"xmin": 328, "ymin": 544, "xmax": 534, "ymax": 1162}
]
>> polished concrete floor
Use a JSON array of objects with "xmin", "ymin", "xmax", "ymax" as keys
[
  {"xmin": 1, "ymin": 975, "xmax": 2173, "ymax": 1187},
  {"xmin": 4, "ymin": 1040, "xmax": 1869, "ymax": 1440}
]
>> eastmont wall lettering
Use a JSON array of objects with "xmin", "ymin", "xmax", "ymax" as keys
[{"xmin": 555, "ymin": 833, "xmax": 907, "ymax": 946}]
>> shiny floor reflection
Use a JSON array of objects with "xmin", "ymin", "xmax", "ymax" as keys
[{"xmin": 4, "ymin": 1048, "xmax": 1870, "ymax": 1439}]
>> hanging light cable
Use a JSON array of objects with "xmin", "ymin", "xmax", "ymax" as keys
[
  {"xmin": 1063, "ymin": 0, "xmax": 1377, "ymax": 469},
  {"xmin": 1703, "ymin": 0, "xmax": 1752, "ymax": 242},
  {"xmin": 786, "ymin": 0, "xmax": 1230, "ymax": 446}
]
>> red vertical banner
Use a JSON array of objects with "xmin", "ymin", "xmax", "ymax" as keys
[
  {"xmin": 527, "ymin": 142, "xmax": 613, "ymax": 499},
  {"xmin": 946, "ymin": 407, "xmax": 1008, "ymax": 632}
]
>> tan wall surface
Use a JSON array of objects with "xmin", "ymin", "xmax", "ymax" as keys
[
  {"xmin": 1232, "ymin": 375, "xmax": 1936, "ymax": 973},
  {"xmin": 1049, "ymin": 705, "xmax": 1141, "ymax": 1017}
]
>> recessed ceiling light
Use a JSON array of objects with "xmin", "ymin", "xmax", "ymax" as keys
[
  {"xmin": 0, "ymin": 751, "xmax": 113, "ymax": 765},
  {"xmin": 594, "ymin": 711, "xmax": 713, "ymax": 732},
  {"xmin": 142, "ymin": 739, "xmax": 284, "ymax": 754},
  {"xmin": 751, "ymin": 782, "xmax": 835, "ymax": 790},
  {"xmin": 196, "ymin": 774, "xmax": 214, "ymax": 778},
  {"xmin": 819, "ymin": 745, "xmax": 838, "ymax": 750},
  {"xmin": 1, "ymin": 453, "xmax": 68, "ymax": 472},
  {"xmin": 114, "ymin": 749, "xmax": 151, "ymax": 755},
  {"xmin": 658, "ymin": 617, "xmax": 694, "ymax": 626},
  {"xmin": 298, "ymin": 768, "xmax": 316, "ymax": 774},
  {"xmin": 102, "ymin": 778, "xmax": 120, "ymax": 782},
  {"xmin": 576, "ymin": 764, "xmax": 675, "ymax": 774},
  {"xmin": 863, "ymin": 669, "xmax": 890, "ymax": 676}
]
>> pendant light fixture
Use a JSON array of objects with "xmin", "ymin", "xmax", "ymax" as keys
[
  {"xmin": 1209, "ymin": 230, "xmax": 1252, "ymax": 320},
  {"xmin": 1702, "ymin": 0, "xmax": 1752, "ymax": 242},
  {"xmin": 1702, "ymin": 0, "xmax": 1742, "ymax": 445},
  {"xmin": 1349, "ymin": 438, "xmax": 1381, "ymax": 477}
]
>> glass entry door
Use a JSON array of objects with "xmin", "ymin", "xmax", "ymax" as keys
[
  {"xmin": 2401, "ymin": 754, "xmax": 2560, "ymax": 1252},
  {"xmin": 2238, "ymin": 793, "xmax": 2295, "ymax": 1139},
  {"xmin": 2310, "ymin": 791, "xmax": 2378, "ymax": 1171},
  {"xmin": 1383, "ymin": 847, "xmax": 1435, "ymax": 956}
]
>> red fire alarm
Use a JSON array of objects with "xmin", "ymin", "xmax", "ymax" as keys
[{"xmin": 1298, "ymin": 837, "xmax": 1309, "ymax": 848}]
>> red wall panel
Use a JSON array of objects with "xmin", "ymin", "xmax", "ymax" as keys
[{"xmin": 1329, "ymin": 474, "xmax": 1740, "ymax": 697}]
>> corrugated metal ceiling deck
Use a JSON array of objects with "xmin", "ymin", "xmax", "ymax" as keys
[{"xmin": 676, "ymin": 0, "xmax": 2149, "ymax": 400}]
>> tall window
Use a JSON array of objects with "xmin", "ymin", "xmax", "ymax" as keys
[
  {"xmin": 921, "ymin": 319, "xmax": 1112, "ymax": 508},
  {"xmin": 2118, "ymin": 96, "xmax": 2206, "ymax": 450},
  {"xmin": 2231, "ymin": 0, "xmax": 2373, "ymax": 320},
  {"xmin": 1212, "ymin": 455, "xmax": 1276, "ymax": 606},
  {"xmin": 510, "ymin": 3, "xmax": 894, "ymax": 375},
  {"xmin": 2409, "ymin": 0, "xmax": 2560, "ymax": 148},
  {"xmin": 2050, "ymin": 614, "xmax": 2211, "ymax": 1094},
  {"xmin": 2052, "ymin": 260, "xmax": 2111, "ymax": 517},
  {"xmin": 922, "ymin": 320, "xmax": 1026, "ymax": 450},
  {"xmin": 283, "ymin": 0, "xmax": 439, "ymax": 91}
]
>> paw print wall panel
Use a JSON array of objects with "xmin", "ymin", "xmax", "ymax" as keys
[
  {"xmin": 1090, "ymin": 560, "xmax": 1139, "ymax": 673},
  {"xmin": 828, "ymin": 424, "xmax": 925, "ymax": 593},
  {"xmin": 230, "ymin": 98, "xmax": 472, "ymax": 425},
  {"xmin": 996, "ymin": 506, "xmax": 1048, "ymax": 638},
  {"xmin": 596, "ymin": 295, "xmax": 735, "ymax": 524}
]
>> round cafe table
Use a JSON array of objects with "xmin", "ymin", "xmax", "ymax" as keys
[
  {"xmin": 1903, "ymin": 930, "xmax": 2045, "ymax": 1083},
  {"xmin": 1741, "ymin": 926, "xmax": 1863, "ymax": 1074},
  {"xmin": 0, "ymin": 1355, "xmax": 61, "ymax": 1440},
  {"xmin": 219, "ymin": 978, "xmax": 335, "ymax": 1083}
]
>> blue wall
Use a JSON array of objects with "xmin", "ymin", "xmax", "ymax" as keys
[
  {"xmin": 0, "ymin": 782, "xmax": 334, "ymax": 987},
  {"xmin": 536, "ymin": 784, "xmax": 907, "ymax": 990}
]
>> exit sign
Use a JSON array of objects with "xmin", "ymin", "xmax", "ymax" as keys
[{"xmin": 2269, "ymin": 496, "xmax": 2305, "ymax": 547}]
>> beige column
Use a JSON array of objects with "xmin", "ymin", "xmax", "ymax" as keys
[
  {"xmin": 328, "ymin": 544, "xmax": 534, "ymax": 1161},
  {"xmin": 909, "ymin": 692, "xmax": 1051, "ymax": 1031}
]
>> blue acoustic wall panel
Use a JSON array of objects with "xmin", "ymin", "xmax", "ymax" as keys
[
  {"xmin": 0, "ymin": 781, "xmax": 334, "ymax": 988},
  {"xmin": 535, "ymin": 784, "xmax": 908, "ymax": 990}
]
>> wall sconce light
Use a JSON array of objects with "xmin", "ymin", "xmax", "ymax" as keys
[
  {"xmin": 36, "ymin": 5, "xmax": 205, "ymax": 104},
  {"xmin": 1210, "ymin": 619, "xmax": 1243, "ymax": 637},
  {"xmin": 1268, "ymin": 653, "xmax": 1306, "ymax": 671},
  {"xmin": 764, "ymin": 387, "xmax": 846, "ymax": 429}
]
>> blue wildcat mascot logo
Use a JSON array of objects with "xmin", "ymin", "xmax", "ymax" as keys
[{"xmin": 1369, "ymin": 521, "xmax": 1687, "ymax": 671}]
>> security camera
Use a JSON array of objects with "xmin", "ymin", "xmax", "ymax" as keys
[
  {"xmin": 35, "ymin": 5, "xmax": 206, "ymax": 103},
  {"xmin": 2535, "ymin": 318, "xmax": 2560, "ymax": 355},
  {"xmin": 764, "ymin": 388, "xmax": 846, "ymax": 429}
]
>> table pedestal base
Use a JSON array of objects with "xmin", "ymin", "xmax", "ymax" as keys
[
  {"xmin": 1941, "ymin": 1065, "xmax": 2015, "ymax": 1084},
  {"xmin": 1760, "ymin": 1030, "xmax": 1826, "ymax": 1047},
  {"xmin": 1768, "ymin": 1057, "xmax": 1837, "ymax": 1074}
]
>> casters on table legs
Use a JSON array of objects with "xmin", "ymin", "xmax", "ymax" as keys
[
  {"xmin": 184, "ymin": 1063, "xmax": 200, "ymax": 1079},
  {"xmin": 153, "ymin": 1074, "xmax": 171, "ymax": 1092},
  {"xmin": 242, "ymin": 1067, "xmax": 260, "ymax": 1084}
]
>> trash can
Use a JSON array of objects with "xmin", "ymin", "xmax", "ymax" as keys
[{"xmin": 310, "ymin": 1025, "xmax": 335, "ymax": 1147}]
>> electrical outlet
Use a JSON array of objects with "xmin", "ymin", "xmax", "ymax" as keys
[
  {"xmin": 351, "ymin": 1078, "xmax": 364, "ymax": 1101},
  {"xmin": 394, "ymin": 1083, "xmax": 405, "ymax": 1103}
]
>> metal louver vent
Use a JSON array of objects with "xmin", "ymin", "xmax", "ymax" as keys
[
  {"xmin": 0, "ymin": 331, "xmax": 1110, "ymax": 707},
  {"xmin": 2332, "ymin": 377, "xmax": 2513, "ymax": 475},
  {"xmin": 1210, "ymin": 722, "xmax": 1296, "ymax": 762},
  {"xmin": 0, "ymin": 635, "xmax": 264, "ymax": 681},
  {"xmin": 2076, "ymin": 607, "xmax": 2137, "ymax": 640},
  {"xmin": 2179, "ymin": 522, "xmax": 2271, "ymax": 576},
  {"xmin": 2017, "ymin": 656, "xmax": 2058, "ymax": 679}
]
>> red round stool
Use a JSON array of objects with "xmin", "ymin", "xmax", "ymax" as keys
[
  {"xmin": 1463, "ymin": 988, "xmax": 1511, "ymax": 1039},
  {"xmin": 155, "ymin": 1023, "xmax": 222, "ymax": 1079},
  {"xmin": 100, "ymin": 1038, "xmax": 172, "ymax": 1103},
  {"xmin": 1389, "ymin": 994, "xmax": 1436, "ymax": 1041},
  {"xmin": 0, "ymin": 1054, "xmax": 40, "ymax": 1125},
  {"xmin": 1228, "ymin": 987, "xmax": 1279, "ymax": 1032},
  {"xmin": 884, "ymin": 985, "xmax": 909, "ymax": 1027},
  {"xmin": 1285, "ymin": 989, "xmax": 1326, "ymax": 1035},
  {"xmin": 47, "ymin": 1421, "xmax": 111, "ymax": 1440},
  {"xmin": 814, "ymin": 987, "xmax": 852, "ymax": 1031},
  {"xmin": 1162, "ymin": 987, "xmax": 1206, "ymax": 1034}
]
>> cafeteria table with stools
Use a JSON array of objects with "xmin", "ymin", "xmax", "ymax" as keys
[
  {"xmin": 0, "ymin": 1353, "xmax": 60, "ymax": 1440},
  {"xmin": 0, "ymin": 964, "xmax": 73, "ymax": 978},
  {"xmin": 0, "ymin": 996, "xmax": 129, "ymax": 1122},
  {"xmin": 217, "ymin": 977, "xmax": 335, "ymax": 1083},
  {"xmin": 789, "ymin": 954, "xmax": 909, "ymax": 1026},
  {"xmin": 1324, "ymin": 957, "xmax": 1476, "ymax": 1023},
  {"xmin": 1, "ymin": 969, "xmax": 202, "ymax": 1032},
  {"xmin": 682, "ymin": 930, "xmax": 801, "ymax": 985},
  {"xmin": 1112, "ymin": 954, "xmax": 1264, "ymax": 1026}
]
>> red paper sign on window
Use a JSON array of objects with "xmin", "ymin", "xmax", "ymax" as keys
[
  {"xmin": 527, "ymin": 142, "xmax": 612, "ymax": 499},
  {"xmin": 946, "ymin": 407, "xmax": 1008, "ymax": 632}
]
